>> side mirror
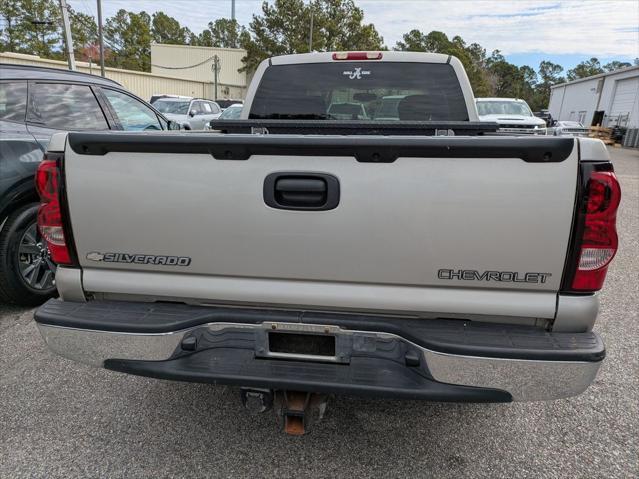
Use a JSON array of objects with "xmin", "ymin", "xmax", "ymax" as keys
[
  {"xmin": 167, "ymin": 120, "xmax": 182, "ymax": 130},
  {"xmin": 189, "ymin": 110, "xmax": 196, "ymax": 117}
]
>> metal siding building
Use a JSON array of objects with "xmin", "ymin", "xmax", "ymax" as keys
[
  {"xmin": 1, "ymin": 50, "xmax": 247, "ymax": 102},
  {"xmin": 151, "ymin": 44, "xmax": 247, "ymax": 99},
  {"xmin": 549, "ymin": 66, "xmax": 639, "ymax": 128}
]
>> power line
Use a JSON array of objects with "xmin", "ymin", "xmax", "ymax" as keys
[{"xmin": 151, "ymin": 55, "xmax": 218, "ymax": 70}]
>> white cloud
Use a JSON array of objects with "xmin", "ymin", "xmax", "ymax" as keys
[
  {"xmin": 69, "ymin": 0, "xmax": 639, "ymax": 57},
  {"xmin": 360, "ymin": 0, "xmax": 639, "ymax": 57}
]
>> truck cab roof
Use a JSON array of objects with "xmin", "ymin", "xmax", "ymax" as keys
[{"xmin": 269, "ymin": 51, "xmax": 452, "ymax": 65}]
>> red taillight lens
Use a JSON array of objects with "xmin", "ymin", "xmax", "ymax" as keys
[
  {"xmin": 332, "ymin": 51, "xmax": 383, "ymax": 60},
  {"xmin": 38, "ymin": 203, "xmax": 71, "ymax": 264},
  {"xmin": 571, "ymin": 171, "xmax": 621, "ymax": 291},
  {"xmin": 36, "ymin": 154, "xmax": 72, "ymax": 265},
  {"xmin": 35, "ymin": 160, "xmax": 59, "ymax": 203}
]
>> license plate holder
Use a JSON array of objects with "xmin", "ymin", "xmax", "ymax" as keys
[{"xmin": 255, "ymin": 323, "xmax": 350, "ymax": 363}]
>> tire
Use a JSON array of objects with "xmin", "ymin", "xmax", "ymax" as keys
[{"xmin": 0, "ymin": 203, "xmax": 58, "ymax": 306}]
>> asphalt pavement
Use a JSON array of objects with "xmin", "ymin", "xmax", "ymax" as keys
[{"xmin": 1, "ymin": 147, "xmax": 637, "ymax": 478}]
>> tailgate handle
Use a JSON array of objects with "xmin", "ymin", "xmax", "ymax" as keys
[{"xmin": 264, "ymin": 173, "xmax": 340, "ymax": 211}]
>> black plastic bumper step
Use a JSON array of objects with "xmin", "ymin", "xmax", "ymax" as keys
[{"xmin": 105, "ymin": 348, "xmax": 511, "ymax": 402}]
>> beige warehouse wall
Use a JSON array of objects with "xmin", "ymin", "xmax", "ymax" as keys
[
  {"xmin": 1, "ymin": 52, "xmax": 246, "ymax": 102},
  {"xmin": 151, "ymin": 43, "xmax": 247, "ymax": 88}
]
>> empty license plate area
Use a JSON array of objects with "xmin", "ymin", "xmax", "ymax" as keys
[
  {"xmin": 269, "ymin": 332, "xmax": 336, "ymax": 357},
  {"xmin": 256, "ymin": 323, "xmax": 350, "ymax": 363}
]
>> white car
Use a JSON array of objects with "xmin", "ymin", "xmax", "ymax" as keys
[
  {"xmin": 476, "ymin": 97, "xmax": 547, "ymax": 135},
  {"xmin": 217, "ymin": 103, "xmax": 243, "ymax": 119},
  {"xmin": 206, "ymin": 103, "xmax": 244, "ymax": 130},
  {"xmin": 153, "ymin": 97, "xmax": 222, "ymax": 130},
  {"xmin": 550, "ymin": 121, "xmax": 589, "ymax": 137}
]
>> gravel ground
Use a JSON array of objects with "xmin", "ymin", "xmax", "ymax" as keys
[{"xmin": 1, "ymin": 147, "xmax": 637, "ymax": 478}]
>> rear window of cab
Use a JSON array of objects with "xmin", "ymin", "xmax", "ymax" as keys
[{"xmin": 249, "ymin": 62, "xmax": 469, "ymax": 121}]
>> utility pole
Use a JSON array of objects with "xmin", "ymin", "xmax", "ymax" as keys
[
  {"xmin": 212, "ymin": 55, "xmax": 221, "ymax": 100},
  {"xmin": 97, "ymin": 0, "xmax": 105, "ymax": 77},
  {"xmin": 59, "ymin": 0, "xmax": 76, "ymax": 70},
  {"xmin": 231, "ymin": 0, "xmax": 235, "ymax": 21},
  {"xmin": 308, "ymin": 1, "xmax": 314, "ymax": 53}
]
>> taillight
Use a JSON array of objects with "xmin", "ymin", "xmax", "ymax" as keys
[
  {"xmin": 35, "ymin": 160, "xmax": 59, "ymax": 202},
  {"xmin": 36, "ymin": 152, "xmax": 73, "ymax": 265},
  {"xmin": 570, "ymin": 169, "xmax": 621, "ymax": 291},
  {"xmin": 332, "ymin": 51, "xmax": 383, "ymax": 60}
]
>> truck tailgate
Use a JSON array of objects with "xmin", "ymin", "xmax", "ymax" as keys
[{"xmin": 63, "ymin": 133, "xmax": 578, "ymax": 319}]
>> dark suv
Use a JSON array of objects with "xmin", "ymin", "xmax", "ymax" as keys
[{"xmin": 0, "ymin": 64, "xmax": 178, "ymax": 305}]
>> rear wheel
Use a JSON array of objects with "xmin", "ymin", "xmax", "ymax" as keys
[{"xmin": 0, "ymin": 203, "xmax": 57, "ymax": 305}]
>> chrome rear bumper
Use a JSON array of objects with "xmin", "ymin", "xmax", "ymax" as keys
[{"xmin": 36, "ymin": 310, "xmax": 602, "ymax": 402}]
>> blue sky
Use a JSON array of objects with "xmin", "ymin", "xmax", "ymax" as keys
[{"xmin": 69, "ymin": 0, "xmax": 639, "ymax": 71}]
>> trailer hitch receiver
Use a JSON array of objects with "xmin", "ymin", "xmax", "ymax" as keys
[{"xmin": 276, "ymin": 391, "xmax": 328, "ymax": 435}]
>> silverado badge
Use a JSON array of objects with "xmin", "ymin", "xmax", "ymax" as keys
[{"xmin": 86, "ymin": 252, "xmax": 191, "ymax": 266}]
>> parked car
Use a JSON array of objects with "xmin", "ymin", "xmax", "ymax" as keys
[
  {"xmin": 215, "ymin": 99, "xmax": 243, "ymax": 110},
  {"xmin": 206, "ymin": 103, "xmax": 243, "ymax": 130},
  {"xmin": 33, "ymin": 52, "xmax": 620, "ymax": 436},
  {"xmin": 0, "ymin": 63, "xmax": 178, "ymax": 305},
  {"xmin": 152, "ymin": 97, "xmax": 222, "ymax": 130},
  {"xmin": 149, "ymin": 93, "xmax": 191, "ymax": 105},
  {"xmin": 218, "ymin": 103, "xmax": 243, "ymax": 119},
  {"xmin": 550, "ymin": 120, "xmax": 590, "ymax": 137},
  {"xmin": 476, "ymin": 97, "xmax": 548, "ymax": 134}
]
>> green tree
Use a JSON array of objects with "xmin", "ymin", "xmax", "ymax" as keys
[
  {"xmin": 68, "ymin": 7, "xmax": 97, "ymax": 54},
  {"xmin": 603, "ymin": 60, "xmax": 632, "ymax": 72},
  {"xmin": 197, "ymin": 18, "xmax": 248, "ymax": 48},
  {"xmin": 240, "ymin": 0, "xmax": 383, "ymax": 73},
  {"xmin": 0, "ymin": 0, "xmax": 25, "ymax": 52},
  {"xmin": 195, "ymin": 29, "xmax": 212, "ymax": 46},
  {"xmin": 567, "ymin": 57, "xmax": 604, "ymax": 81},
  {"xmin": 395, "ymin": 29, "xmax": 448, "ymax": 52},
  {"xmin": 3, "ymin": 0, "xmax": 61, "ymax": 57},
  {"xmin": 485, "ymin": 50, "xmax": 528, "ymax": 98},
  {"xmin": 0, "ymin": 0, "xmax": 98, "ymax": 60},
  {"xmin": 465, "ymin": 42, "xmax": 487, "ymax": 67},
  {"xmin": 450, "ymin": 35, "xmax": 491, "ymax": 96},
  {"xmin": 519, "ymin": 65, "xmax": 537, "ymax": 86},
  {"xmin": 318, "ymin": 0, "xmax": 383, "ymax": 51},
  {"xmin": 394, "ymin": 30, "xmax": 491, "ymax": 96},
  {"xmin": 534, "ymin": 60, "xmax": 565, "ymax": 110},
  {"xmin": 151, "ymin": 11, "xmax": 192, "ymax": 45},
  {"xmin": 104, "ymin": 9, "xmax": 152, "ymax": 71},
  {"xmin": 538, "ymin": 60, "xmax": 564, "ymax": 85}
]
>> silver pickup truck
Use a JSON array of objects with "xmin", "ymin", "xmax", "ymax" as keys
[{"xmin": 34, "ymin": 52, "xmax": 621, "ymax": 432}]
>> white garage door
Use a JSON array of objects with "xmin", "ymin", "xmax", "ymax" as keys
[{"xmin": 608, "ymin": 77, "xmax": 638, "ymax": 126}]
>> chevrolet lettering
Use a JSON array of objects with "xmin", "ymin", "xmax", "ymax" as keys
[{"xmin": 438, "ymin": 269, "xmax": 551, "ymax": 283}]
